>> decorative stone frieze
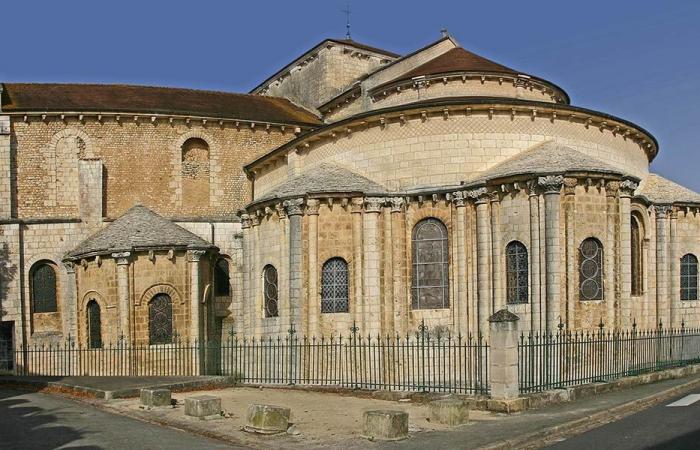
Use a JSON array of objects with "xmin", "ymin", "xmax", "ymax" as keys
[
  {"xmin": 111, "ymin": 251, "xmax": 131, "ymax": 265},
  {"xmin": 364, "ymin": 197, "xmax": 383, "ymax": 213},
  {"xmin": 283, "ymin": 198, "xmax": 305, "ymax": 216},
  {"xmin": 538, "ymin": 175, "xmax": 564, "ymax": 194}
]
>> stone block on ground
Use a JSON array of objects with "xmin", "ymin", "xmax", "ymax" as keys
[
  {"xmin": 184, "ymin": 395, "xmax": 221, "ymax": 419},
  {"xmin": 140, "ymin": 388, "xmax": 171, "ymax": 408},
  {"xmin": 245, "ymin": 404, "xmax": 291, "ymax": 434},
  {"xmin": 429, "ymin": 399, "xmax": 469, "ymax": 426},
  {"xmin": 362, "ymin": 410, "xmax": 408, "ymax": 441}
]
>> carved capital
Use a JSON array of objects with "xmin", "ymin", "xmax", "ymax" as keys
[
  {"xmin": 240, "ymin": 213, "xmax": 252, "ymax": 229},
  {"xmin": 538, "ymin": 175, "xmax": 564, "ymax": 194},
  {"xmin": 451, "ymin": 191, "xmax": 466, "ymax": 207},
  {"xmin": 274, "ymin": 203, "xmax": 286, "ymax": 219},
  {"xmin": 111, "ymin": 251, "xmax": 131, "ymax": 266},
  {"xmin": 283, "ymin": 198, "xmax": 304, "ymax": 216},
  {"xmin": 655, "ymin": 205, "xmax": 673, "ymax": 219},
  {"xmin": 466, "ymin": 187, "xmax": 489, "ymax": 204},
  {"xmin": 305, "ymin": 199, "xmax": 320, "ymax": 216},
  {"xmin": 526, "ymin": 179, "xmax": 540, "ymax": 196},
  {"xmin": 389, "ymin": 196, "xmax": 405, "ymax": 213},
  {"xmin": 187, "ymin": 249, "xmax": 207, "ymax": 262},
  {"xmin": 63, "ymin": 261, "xmax": 75, "ymax": 274},
  {"xmin": 563, "ymin": 177, "xmax": 578, "ymax": 195},
  {"xmin": 350, "ymin": 197, "xmax": 364, "ymax": 213},
  {"xmin": 364, "ymin": 197, "xmax": 383, "ymax": 213},
  {"xmin": 250, "ymin": 212, "xmax": 261, "ymax": 226},
  {"xmin": 619, "ymin": 179, "xmax": 639, "ymax": 197},
  {"xmin": 605, "ymin": 181, "xmax": 620, "ymax": 198}
]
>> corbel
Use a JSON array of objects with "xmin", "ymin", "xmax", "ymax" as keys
[
  {"xmin": 420, "ymin": 111, "xmax": 428, "ymax": 121},
  {"xmin": 531, "ymin": 109, "xmax": 537, "ymax": 120},
  {"xmin": 133, "ymin": 115, "xmax": 139, "ymax": 123},
  {"xmin": 250, "ymin": 122, "xmax": 255, "ymax": 129},
  {"xmin": 186, "ymin": 118, "xmax": 191, "ymax": 125},
  {"xmin": 167, "ymin": 249, "xmax": 175, "ymax": 260},
  {"xmin": 95, "ymin": 255, "xmax": 101, "ymax": 267},
  {"xmin": 148, "ymin": 250, "xmax": 156, "ymax": 262},
  {"xmin": 202, "ymin": 119, "xmax": 207, "ymax": 126},
  {"xmin": 60, "ymin": 114, "xmax": 66, "ymax": 123},
  {"xmin": 22, "ymin": 115, "xmax": 28, "ymax": 123},
  {"xmin": 488, "ymin": 108, "xmax": 494, "ymax": 119},
  {"xmin": 443, "ymin": 109, "xmax": 449, "ymax": 120},
  {"xmin": 78, "ymin": 114, "xmax": 84, "ymax": 123},
  {"xmin": 551, "ymin": 111, "xmax": 557, "ymax": 123},
  {"xmin": 168, "ymin": 117, "xmax": 174, "ymax": 125},
  {"xmin": 41, "ymin": 114, "xmax": 48, "ymax": 122}
]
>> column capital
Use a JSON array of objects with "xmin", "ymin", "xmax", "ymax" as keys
[
  {"xmin": 350, "ymin": 197, "xmax": 364, "ymax": 213},
  {"xmin": 389, "ymin": 196, "xmax": 405, "ymax": 213},
  {"xmin": 240, "ymin": 213, "xmax": 252, "ymax": 229},
  {"xmin": 655, "ymin": 204, "xmax": 673, "ymax": 219},
  {"xmin": 538, "ymin": 175, "xmax": 564, "ymax": 194},
  {"xmin": 563, "ymin": 177, "xmax": 578, "ymax": 196},
  {"xmin": 364, "ymin": 197, "xmax": 383, "ymax": 213},
  {"xmin": 187, "ymin": 249, "xmax": 207, "ymax": 262},
  {"xmin": 526, "ymin": 179, "xmax": 540, "ymax": 197},
  {"xmin": 605, "ymin": 180, "xmax": 620, "ymax": 198},
  {"xmin": 305, "ymin": 199, "xmax": 320, "ymax": 216},
  {"xmin": 283, "ymin": 198, "xmax": 305, "ymax": 216},
  {"xmin": 450, "ymin": 191, "xmax": 466, "ymax": 208},
  {"xmin": 619, "ymin": 179, "xmax": 639, "ymax": 197},
  {"xmin": 111, "ymin": 251, "xmax": 132, "ymax": 265},
  {"xmin": 466, "ymin": 187, "xmax": 489, "ymax": 204},
  {"xmin": 274, "ymin": 203, "xmax": 286, "ymax": 219},
  {"xmin": 63, "ymin": 261, "xmax": 76, "ymax": 274}
]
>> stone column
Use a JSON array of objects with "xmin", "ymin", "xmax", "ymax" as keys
[
  {"xmin": 61, "ymin": 261, "xmax": 78, "ymax": 340},
  {"xmin": 187, "ymin": 249, "xmax": 207, "ymax": 343},
  {"xmin": 563, "ymin": 178, "xmax": 577, "ymax": 328},
  {"xmin": 284, "ymin": 198, "xmax": 305, "ymax": 333},
  {"xmin": 240, "ymin": 214, "xmax": 252, "ymax": 334},
  {"xmin": 276, "ymin": 204, "xmax": 289, "ymax": 335},
  {"xmin": 655, "ymin": 205, "xmax": 671, "ymax": 328},
  {"xmin": 363, "ymin": 197, "xmax": 383, "ymax": 335},
  {"xmin": 111, "ymin": 252, "xmax": 132, "ymax": 339},
  {"xmin": 452, "ymin": 192, "xmax": 469, "ymax": 333},
  {"xmin": 0, "ymin": 115, "xmax": 12, "ymax": 219},
  {"xmin": 619, "ymin": 180, "xmax": 637, "ymax": 328},
  {"xmin": 490, "ymin": 193, "xmax": 504, "ymax": 312},
  {"xmin": 381, "ymin": 203, "xmax": 394, "ymax": 335},
  {"xmin": 469, "ymin": 188, "xmax": 491, "ymax": 335},
  {"xmin": 251, "ymin": 213, "xmax": 262, "ymax": 334},
  {"xmin": 604, "ymin": 182, "xmax": 619, "ymax": 328},
  {"xmin": 527, "ymin": 181, "xmax": 542, "ymax": 331},
  {"xmin": 488, "ymin": 309, "xmax": 520, "ymax": 400},
  {"xmin": 539, "ymin": 176, "xmax": 563, "ymax": 331},
  {"xmin": 351, "ymin": 198, "xmax": 364, "ymax": 328},
  {"xmin": 390, "ymin": 197, "xmax": 407, "ymax": 335},
  {"xmin": 306, "ymin": 199, "xmax": 320, "ymax": 337},
  {"xmin": 669, "ymin": 207, "xmax": 680, "ymax": 327}
]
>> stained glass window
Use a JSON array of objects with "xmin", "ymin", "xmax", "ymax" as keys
[
  {"xmin": 321, "ymin": 258, "xmax": 349, "ymax": 313},
  {"xmin": 214, "ymin": 258, "xmax": 230, "ymax": 297},
  {"xmin": 631, "ymin": 216, "xmax": 643, "ymax": 296},
  {"xmin": 411, "ymin": 218, "xmax": 449, "ymax": 309},
  {"xmin": 579, "ymin": 238, "xmax": 604, "ymax": 301},
  {"xmin": 87, "ymin": 300, "xmax": 102, "ymax": 349},
  {"xmin": 681, "ymin": 254, "xmax": 698, "ymax": 301},
  {"xmin": 149, "ymin": 294, "xmax": 173, "ymax": 345},
  {"xmin": 31, "ymin": 262, "xmax": 57, "ymax": 313},
  {"xmin": 263, "ymin": 265, "xmax": 278, "ymax": 318},
  {"xmin": 506, "ymin": 241, "xmax": 528, "ymax": 304}
]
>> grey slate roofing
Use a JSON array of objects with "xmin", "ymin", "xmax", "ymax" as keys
[
  {"xmin": 66, "ymin": 205, "xmax": 215, "ymax": 259},
  {"xmin": 470, "ymin": 141, "xmax": 624, "ymax": 183},
  {"xmin": 636, "ymin": 174, "xmax": 700, "ymax": 204},
  {"xmin": 253, "ymin": 163, "xmax": 387, "ymax": 204}
]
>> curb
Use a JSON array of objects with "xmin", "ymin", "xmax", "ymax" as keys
[{"xmin": 481, "ymin": 376, "xmax": 700, "ymax": 449}]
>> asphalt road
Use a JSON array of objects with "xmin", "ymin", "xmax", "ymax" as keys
[
  {"xmin": 547, "ymin": 390, "xmax": 700, "ymax": 450},
  {"xmin": 0, "ymin": 388, "xmax": 242, "ymax": 449}
]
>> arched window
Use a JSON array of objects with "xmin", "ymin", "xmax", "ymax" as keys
[
  {"xmin": 321, "ymin": 258, "xmax": 349, "ymax": 313},
  {"xmin": 30, "ymin": 262, "xmax": 57, "ymax": 313},
  {"xmin": 411, "ymin": 218, "xmax": 449, "ymax": 309},
  {"xmin": 506, "ymin": 241, "xmax": 528, "ymax": 304},
  {"xmin": 631, "ymin": 215, "xmax": 643, "ymax": 296},
  {"xmin": 87, "ymin": 300, "xmax": 102, "ymax": 349},
  {"xmin": 579, "ymin": 238, "xmax": 604, "ymax": 301},
  {"xmin": 681, "ymin": 254, "xmax": 698, "ymax": 301},
  {"xmin": 214, "ymin": 258, "xmax": 230, "ymax": 297},
  {"xmin": 149, "ymin": 294, "xmax": 173, "ymax": 345},
  {"xmin": 263, "ymin": 265, "xmax": 278, "ymax": 318}
]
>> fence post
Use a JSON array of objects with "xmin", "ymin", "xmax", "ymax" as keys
[{"xmin": 488, "ymin": 309, "xmax": 520, "ymax": 399}]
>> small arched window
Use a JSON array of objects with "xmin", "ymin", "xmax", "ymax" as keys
[
  {"xmin": 149, "ymin": 294, "xmax": 173, "ymax": 345},
  {"xmin": 87, "ymin": 300, "xmax": 102, "ymax": 349},
  {"xmin": 411, "ymin": 218, "xmax": 449, "ymax": 309},
  {"xmin": 263, "ymin": 265, "xmax": 279, "ymax": 318},
  {"xmin": 506, "ymin": 241, "xmax": 528, "ymax": 304},
  {"xmin": 321, "ymin": 258, "xmax": 349, "ymax": 313},
  {"xmin": 579, "ymin": 238, "xmax": 604, "ymax": 301},
  {"xmin": 214, "ymin": 258, "xmax": 230, "ymax": 297},
  {"xmin": 31, "ymin": 262, "xmax": 57, "ymax": 313},
  {"xmin": 631, "ymin": 215, "xmax": 643, "ymax": 296},
  {"xmin": 681, "ymin": 254, "xmax": 698, "ymax": 301}
]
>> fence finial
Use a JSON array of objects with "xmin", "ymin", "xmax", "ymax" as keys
[
  {"xmin": 598, "ymin": 318, "xmax": 605, "ymax": 332},
  {"xmin": 557, "ymin": 317, "xmax": 564, "ymax": 331}
]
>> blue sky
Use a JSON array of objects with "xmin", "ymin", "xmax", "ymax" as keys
[{"xmin": 2, "ymin": 0, "xmax": 699, "ymax": 191}]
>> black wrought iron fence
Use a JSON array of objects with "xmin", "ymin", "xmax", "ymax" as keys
[
  {"xmin": 3, "ymin": 321, "xmax": 490, "ymax": 395},
  {"xmin": 519, "ymin": 322, "xmax": 700, "ymax": 393}
]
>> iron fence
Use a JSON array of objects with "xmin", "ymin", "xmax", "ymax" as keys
[
  {"xmin": 2, "ymin": 321, "xmax": 489, "ymax": 395},
  {"xmin": 519, "ymin": 323, "xmax": 700, "ymax": 393}
]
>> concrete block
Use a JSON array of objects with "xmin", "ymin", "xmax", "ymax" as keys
[
  {"xmin": 140, "ymin": 388, "xmax": 171, "ymax": 408},
  {"xmin": 429, "ymin": 399, "xmax": 469, "ymax": 426},
  {"xmin": 184, "ymin": 395, "xmax": 221, "ymax": 419},
  {"xmin": 362, "ymin": 410, "xmax": 408, "ymax": 441},
  {"xmin": 245, "ymin": 404, "xmax": 291, "ymax": 434}
]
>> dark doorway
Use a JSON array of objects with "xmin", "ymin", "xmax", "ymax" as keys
[{"xmin": 0, "ymin": 321, "xmax": 14, "ymax": 372}]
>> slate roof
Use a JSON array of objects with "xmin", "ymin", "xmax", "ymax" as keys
[
  {"xmin": 66, "ymin": 205, "xmax": 215, "ymax": 259},
  {"xmin": 401, "ymin": 47, "xmax": 518, "ymax": 80},
  {"xmin": 1, "ymin": 83, "xmax": 321, "ymax": 126},
  {"xmin": 636, "ymin": 174, "xmax": 700, "ymax": 204},
  {"xmin": 253, "ymin": 163, "xmax": 387, "ymax": 204},
  {"xmin": 470, "ymin": 141, "xmax": 624, "ymax": 183}
]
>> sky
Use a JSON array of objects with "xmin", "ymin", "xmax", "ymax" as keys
[{"xmin": 2, "ymin": 0, "xmax": 699, "ymax": 191}]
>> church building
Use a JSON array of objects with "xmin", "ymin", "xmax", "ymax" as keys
[{"xmin": 1, "ymin": 33, "xmax": 699, "ymax": 351}]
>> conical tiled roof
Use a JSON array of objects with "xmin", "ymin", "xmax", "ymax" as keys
[
  {"xmin": 636, "ymin": 174, "xmax": 700, "ymax": 204},
  {"xmin": 65, "ymin": 205, "xmax": 215, "ymax": 259},
  {"xmin": 401, "ymin": 47, "xmax": 518, "ymax": 79}
]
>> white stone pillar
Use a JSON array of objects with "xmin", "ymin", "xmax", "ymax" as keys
[
  {"xmin": 240, "ymin": 214, "xmax": 252, "ymax": 334},
  {"xmin": 604, "ymin": 182, "xmax": 618, "ymax": 328},
  {"xmin": 669, "ymin": 207, "xmax": 680, "ymax": 327},
  {"xmin": 112, "ymin": 252, "xmax": 132, "ymax": 339},
  {"xmin": 390, "ymin": 197, "xmax": 407, "ymax": 335},
  {"xmin": 539, "ymin": 176, "xmax": 563, "ymax": 331},
  {"xmin": 490, "ymin": 193, "xmax": 504, "ymax": 312},
  {"xmin": 276, "ymin": 204, "xmax": 289, "ymax": 335},
  {"xmin": 188, "ymin": 249, "xmax": 207, "ymax": 343},
  {"xmin": 655, "ymin": 205, "xmax": 671, "ymax": 328},
  {"xmin": 363, "ymin": 197, "xmax": 383, "ymax": 335},
  {"xmin": 251, "ymin": 213, "xmax": 262, "ymax": 334},
  {"xmin": 452, "ymin": 192, "xmax": 469, "ymax": 333},
  {"xmin": 61, "ymin": 261, "xmax": 78, "ymax": 340},
  {"xmin": 488, "ymin": 309, "xmax": 520, "ymax": 400},
  {"xmin": 351, "ymin": 198, "xmax": 364, "ymax": 329},
  {"xmin": 619, "ymin": 180, "xmax": 637, "ymax": 328},
  {"xmin": 470, "ymin": 188, "xmax": 491, "ymax": 335},
  {"xmin": 563, "ymin": 178, "xmax": 577, "ymax": 328},
  {"xmin": 284, "ymin": 198, "xmax": 305, "ymax": 333},
  {"xmin": 381, "ymin": 203, "xmax": 394, "ymax": 335},
  {"xmin": 527, "ymin": 181, "xmax": 542, "ymax": 331},
  {"xmin": 306, "ymin": 199, "xmax": 320, "ymax": 337}
]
